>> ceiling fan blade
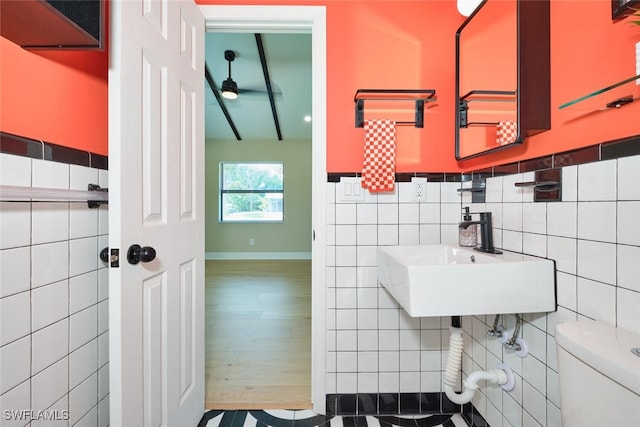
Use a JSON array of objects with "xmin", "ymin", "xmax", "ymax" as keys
[
  {"xmin": 238, "ymin": 82, "xmax": 283, "ymax": 95},
  {"xmin": 237, "ymin": 88, "xmax": 283, "ymax": 97}
]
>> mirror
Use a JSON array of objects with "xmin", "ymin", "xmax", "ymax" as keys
[{"xmin": 455, "ymin": 0, "xmax": 550, "ymax": 160}]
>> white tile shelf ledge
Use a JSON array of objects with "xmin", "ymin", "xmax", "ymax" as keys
[{"xmin": 0, "ymin": 184, "xmax": 108, "ymax": 204}]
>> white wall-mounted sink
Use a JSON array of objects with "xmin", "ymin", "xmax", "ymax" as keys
[{"xmin": 377, "ymin": 244, "xmax": 556, "ymax": 317}]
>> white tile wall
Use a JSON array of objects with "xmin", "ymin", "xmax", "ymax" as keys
[
  {"xmin": 0, "ymin": 202, "xmax": 31, "ymax": 249},
  {"xmin": 69, "ymin": 373, "xmax": 98, "ymax": 426},
  {"xmin": 32, "ymin": 280, "xmax": 69, "ymax": 331},
  {"xmin": 70, "ymin": 305, "xmax": 99, "ymax": 352},
  {"xmin": 461, "ymin": 154, "xmax": 640, "ymax": 426},
  {"xmin": 31, "ymin": 241, "xmax": 70, "ymax": 288},
  {"xmin": 0, "ymin": 336, "xmax": 30, "ymax": 395},
  {"xmin": 0, "ymin": 291, "xmax": 31, "ymax": 346},
  {"xmin": 326, "ymin": 181, "xmax": 456, "ymax": 395},
  {"xmin": 0, "ymin": 380, "xmax": 30, "ymax": 427},
  {"xmin": 31, "ymin": 356, "xmax": 69, "ymax": 413},
  {"xmin": 325, "ymin": 154, "xmax": 640, "ymax": 425},
  {"xmin": 32, "ymin": 202, "xmax": 70, "ymax": 244},
  {"xmin": 32, "ymin": 318, "xmax": 69, "ymax": 375},
  {"xmin": 0, "ymin": 154, "xmax": 31, "ymax": 186},
  {"xmin": 32, "ymin": 159, "xmax": 69, "ymax": 189},
  {"xmin": 70, "ymin": 271, "xmax": 98, "ymax": 315},
  {"xmin": 69, "ymin": 339, "xmax": 99, "ymax": 389},
  {"xmin": 0, "ymin": 154, "xmax": 109, "ymax": 427},
  {"xmin": 0, "ymin": 246, "xmax": 30, "ymax": 298}
]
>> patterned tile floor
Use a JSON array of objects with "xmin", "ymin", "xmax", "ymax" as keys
[{"xmin": 198, "ymin": 409, "xmax": 468, "ymax": 427}]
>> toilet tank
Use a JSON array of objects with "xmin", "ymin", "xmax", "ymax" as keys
[{"xmin": 555, "ymin": 321, "xmax": 640, "ymax": 427}]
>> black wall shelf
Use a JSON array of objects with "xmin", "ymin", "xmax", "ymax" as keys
[
  {"xmin": 354, "ymin": 89, "xmax": 437, "ymax": 128},
  {"xmin": 0, "ymin": 0, "xmax": 104, "ymax": 50}
]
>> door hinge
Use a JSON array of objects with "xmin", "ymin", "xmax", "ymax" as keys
[{"xmin": 111, "ymin": 248, "xmax": 120, "ymax": 268}]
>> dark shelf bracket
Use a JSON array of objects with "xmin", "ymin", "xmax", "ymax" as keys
[
  {"xmin": 605, "ymin": 96, "xmax": 634, "ymax": 109},
  {"xmin": 414, "ymin": 100, "xmax": 424, "ymax": 128},
  {"xmin": 457, "ymin": 178, "xmax": 486, "ymax": 203},
  {"xmin": 87, "ymin": 183, "xmax": 108, "ymax": 209},
  {"xmin": 514, "ymin": 168, "xmax": 562, "ymax": 202},
  {"xmin": 458, "ymin": 99, "xmax": 469, "ymax": 128}
]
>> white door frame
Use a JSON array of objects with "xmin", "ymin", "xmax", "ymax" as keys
[{"xmin": 199, "ymin": 5, "xmax": 327, "ymax": 414}]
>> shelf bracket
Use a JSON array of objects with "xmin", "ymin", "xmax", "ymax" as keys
[
  {"xmin": 457, "ymin": 178, "xmax": 486, "ymax": 203},
  {"xmin": 356, "ymin": 99, "xmax": 365, "ymax": 128},
  {"xmin": 605, "ymin": 96, "xmax": 634, "ymax": 109},
  {"xmin": 458, "ymin": 99, "xmax": 469, "ymax": 128},
  {"xmin": 415, "ymin": 100, "xmax": 424, "ymax": 128},
  {"xmin": 87, "ymin": 184, "xmax": 108, "ymax": 209},
  {"xmin": 514, "ymin": 168, "xmax": 561, "ymax": 202}
]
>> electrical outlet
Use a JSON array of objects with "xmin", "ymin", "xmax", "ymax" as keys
[
  {"xmin": 339, "ymin": 177, "xmax": 365, "ymax": 202},
  {"xmin": 249, "ymin": 238, "xmax": 255, "ymax": 246},
  {"xmin": 412, "ymin": 177, "xmax": 428, "ymax": 201}
]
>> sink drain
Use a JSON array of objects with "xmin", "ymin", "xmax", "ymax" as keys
[{"xmin": 632, "ymin": 347, "xmax": 640, "ymax": 357}]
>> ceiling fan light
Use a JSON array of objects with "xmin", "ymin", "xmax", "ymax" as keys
[{"xmin": 221, "ymin": 78, "xmax": 238, "ymax": 99}]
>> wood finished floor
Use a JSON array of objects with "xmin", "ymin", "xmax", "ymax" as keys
[{"xmin": 205, "ymin": 260, "xmax": 312, "ymax": 409}]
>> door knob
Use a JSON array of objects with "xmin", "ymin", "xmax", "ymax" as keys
[
  {"xmin": 127, "ymin": 244, "xmax": 157, "ymax": 265},
  {"xmin": 100, "ymin": 247, "xmax": 109, "ymax": 263}
]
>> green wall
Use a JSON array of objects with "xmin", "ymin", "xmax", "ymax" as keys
[{"xmin": 205, "ymin": 138, "xmax": 312, "ymax": 257}]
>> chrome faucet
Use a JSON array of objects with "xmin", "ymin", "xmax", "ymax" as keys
[{"xmin": 458, "ymin": 212, "xmax": 502, "ymax": 254}]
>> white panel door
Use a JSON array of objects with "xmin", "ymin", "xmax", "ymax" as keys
[{"xmin": 109, "ymin": 0, "xmax": 204, "ymax": 425}]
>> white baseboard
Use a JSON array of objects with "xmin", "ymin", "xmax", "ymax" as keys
[{"xmin": 205, "ymin": 251, "xmax": 312, "ymax": 260}]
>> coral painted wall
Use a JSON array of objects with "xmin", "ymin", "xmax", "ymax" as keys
[
  {"xmin": 198, "ymin": 0, "xmax": 465, "ymax": 172},
  {"xmin": 200, "ymin": 0, "xmax": 640, "ymax": 172},
  {"xmin": 0, "ymin": 10, "xmax": 109, "ymax": 155},
  {"xmin": 2, "ymin": 1, "xmax": 638, "ymax": 168},
  {"xmin": 322, "ymin": 1, "xmax": 463, "ymax": 172}
]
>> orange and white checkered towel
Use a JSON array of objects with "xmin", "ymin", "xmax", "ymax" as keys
[
  {"xmin": 497, "ymin": 120, "xmax": 518, "ymax": 145},
  {"xmin": 361, "ymin": 119, "xmax": 396, "ymax": 193}
]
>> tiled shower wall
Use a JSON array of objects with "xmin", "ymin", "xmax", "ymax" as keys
[
  {"xmin": 0, "ymin": 153, "xmax": 109, "ymax": 427},
  {"xmin": 325, "ymin": 153, "xmax": 640, "ymax": 426}
]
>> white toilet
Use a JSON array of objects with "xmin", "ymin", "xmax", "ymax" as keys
[{"xmin": 555, "ymin": 320, "xmax": 640, "ymax": 427}]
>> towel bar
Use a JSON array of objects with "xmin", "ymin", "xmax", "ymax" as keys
[{"xmin": 0, "ymin": 183, "xmax": 108, "ymax": 208}]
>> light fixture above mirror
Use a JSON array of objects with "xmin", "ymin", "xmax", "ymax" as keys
[{"xmin": 457, "ymin": 0, "xmax": 483, "ymax": 17}]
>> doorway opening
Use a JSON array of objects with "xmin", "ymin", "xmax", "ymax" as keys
[{"xmin": 200, "ymin": 5, "xmax": 327, "ymax": 413}]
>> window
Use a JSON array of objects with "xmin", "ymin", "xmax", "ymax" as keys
[{"xmin": 220, "ymin": 163, "xmax": 284, "ymax": 222}]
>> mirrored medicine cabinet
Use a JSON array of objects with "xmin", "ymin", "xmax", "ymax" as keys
[{"xmin": 455, "ymin": 0, "xmax": 551, "ymax": 160}]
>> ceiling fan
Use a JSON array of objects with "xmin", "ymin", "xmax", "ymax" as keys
[
  {"xmin": 220, "ymin": 50, "xmax": 239, "ymax": 99},
  {"xmin": 219, "ymin": 49, "xmax": 282, "ymax": 99}
]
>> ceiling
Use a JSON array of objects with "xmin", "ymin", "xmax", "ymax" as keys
[{"xmin": 204, "ymin": 32, "xmax": 312, "ymax": 141}]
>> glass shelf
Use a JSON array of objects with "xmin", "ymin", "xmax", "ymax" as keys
[{"xmin": 558, "ymin": 75, "xmax": 640, "ymax": 111}]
